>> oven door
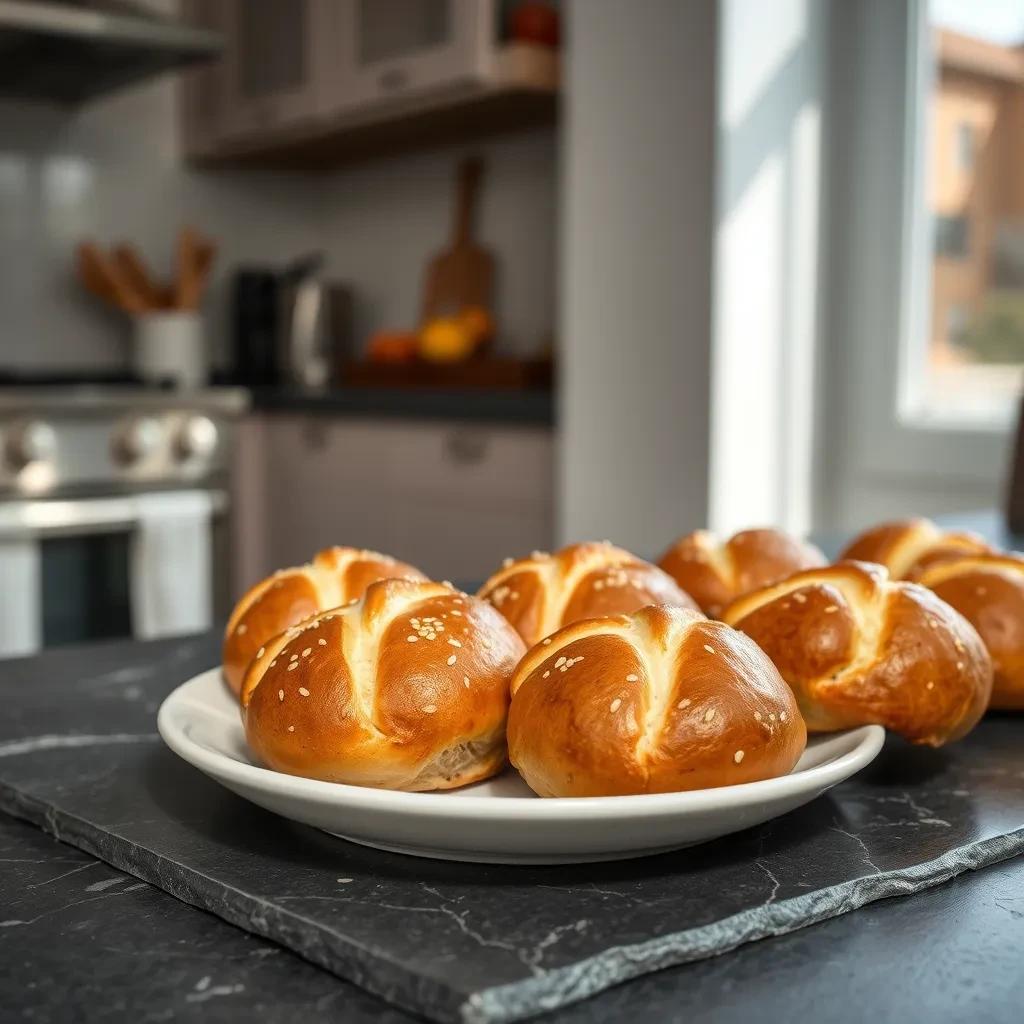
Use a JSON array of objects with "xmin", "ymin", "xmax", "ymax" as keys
[{"xmin": 0, "ymin": 491, "xmax": 225, "ymax": 658}]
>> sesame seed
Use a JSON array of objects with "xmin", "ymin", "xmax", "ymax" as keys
[
  {"xmin": 754, "ymin": 711, "xmax": 762, "ymax": 721},
  {"xmin": 407, "ymin": 635, "xmax": 418, "ymax": 642},
  {"xmin": 448, "ymin": 638, "xmax": 462, "ymax": 647},
  {"xmin": 451, "ymin": 610, "xmax": 463, "ymax": 617},
  {"xmin": 928, "ymin": 619, "xmax": 938, "ymax": 630},
  {"xmin": 555, "ymin": 656, "xmax": 567, "ymax": 668},
  {"xmin": 483, "ymin": 639, "xmax": 493, "ymax": 650},
  {"xmin": 287, "ymin": 663, "xmax": 298, "ymax": 672},
  {"xmin": 703, "ymin": 644, "xmax": 715, "ymax": 655},
  {"xmin": 677, "ymin": 698, "xmax": 691, "ymax": 709},
  {"xmin": 734, "ymin": 750, "xmax": 745, "ymax": 764},
  {"xmin": 463, "ymin": 675, "xmax": 470, "ymax": 687},
  {"xmin": 447, "ymin": 654, "xmax": 457, "ymax": 666},
  {"xmin": 257, "ymin": 646, "xmax": 265, "ymax": 658},
  {"xmin": 278, "ymin": 689, "xmax": 284, "ymax": 702},
  {"xmin": 610, "ymin": 698, "xmax": 622, "ymax": 713},
  {"xmin": 270, "ymin": 660, "xmax": 277, "ymax": 668},
  {"xmin": 302, "ymin": 647, "xmax": 312, "ymax": 657},
  {"xmin": 769, "ymin": 713, "xmax": 776, "ymax": 721},
  {"xmin": 542, "ymin": 638, "xmax": 552, "ymax": 645},
  {"xmin": 956, "ymin": 661, "xmax": 964, "ymax": 671},
  {"xmin": 626, "ymin": 673, "xmax": 639, "ymax": 682},
  {"xmin": 502, "ymin": 557, "xmax": 514, "ymax": 568},
  {"xmin": 237, "ymin": 624, "xmax": 247, "ymax": 634},
  {"xmin": 290, "ymin": 653, "xmax": 298, "ymax": 661},
  {"xmin": 298, "ymin": 687, "xmax": 310, "ymax": 697},
  {"xmin": 926, "ymin": 681, "xmax": 934, "ymax": 690},
  {"xmin": 423, "ymin": 705, "xmax": 437, "ymax": 714},
  {"xmin": 825, "ymin": 605, "xmax": 838, "ymax": 614},
  {"xmin": 442, "ymin": 580, "xmax": 453, "ymax": 588},
  {"xmin": 705, "ymin": 708, "xmax": 716, "ymax": 722},
  {"xmin": 287, "ymin": 725, "xmax": 295, "ymax": 732},
  {"xmin": 780, "ymin": 711, "xmax": 787, "ymax": 722},
  {"xmin": 794, "ymin": 593, "xmax": 807, "ymax": 604},
  {"xmin": 543, "ymin": 670, "xmax": 550, "ymax": 678},
  {"xmin": 955, "ymin": 639, "xmax": 965, "ymax": 652},
  {"xmin": 318, "ymin": 638, "xmax": 327, "ymax": 646}
]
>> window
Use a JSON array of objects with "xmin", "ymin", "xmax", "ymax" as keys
[
  {"xmin": 954, "ymin": 120, "xmax": 974, "ymax": 171},
  {"xmin": 907, "ymin": 0, "xmax": 1024, "ymax": 425},
  {"xmin": 934, "ymin": 214, "xmax": 969, "ymax": 259}
]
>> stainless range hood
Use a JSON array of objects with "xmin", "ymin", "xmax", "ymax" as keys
[{"xmin": 0, "ymin": 0, "xmax": 222, "ymax": 104}]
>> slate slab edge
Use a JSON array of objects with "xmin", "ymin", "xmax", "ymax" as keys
[{"xmin": 3, "ymin": 775, "xmax": 1024, "ymax": 1024}]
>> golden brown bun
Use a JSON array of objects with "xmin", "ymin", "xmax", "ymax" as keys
[
  {"xmin": 916, "ymin": 554, "xmax": 1024, "ymax": 711},
  {"xmin": 657, "ymin": 528, "xmax": 826, "ymax": 617},
  {"xmin": 241, "ymin": 578, "xmax": 526, "ymax": 791},
  {"xmin": 507, "ymin": 604, "xmax": 806, "ymax": 797},
  {"xmin": 223, "ymin": 547, "xmax": 427, "ymax": 696},
  {"xmin": 839, "ymin": 518, "xmax": 993, "ymax": 581},
  {"xmin": 478, "ymin": 541, "xmax": 700, "ymax": 647},
  {"xmin": 721, "ymin": 561, "xmax": 992, "ymax": 746}
]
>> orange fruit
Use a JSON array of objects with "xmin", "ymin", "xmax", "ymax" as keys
[{"xmin": 419, "ymin": 317, "xmax": 475, "ymax": 364}]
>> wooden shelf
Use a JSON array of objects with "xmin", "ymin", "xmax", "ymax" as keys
[{"xmin": 187, "ymin": 43, "xmax": 559, "ymax": 172}]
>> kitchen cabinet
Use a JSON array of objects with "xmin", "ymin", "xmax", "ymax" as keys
[
  {"xmin": 179, "ymin": 0, "xmax": 558, "ymax": 169},
  {"xmin": 231, "ymin": 414, "xmax": 554, "ymax": 589}
]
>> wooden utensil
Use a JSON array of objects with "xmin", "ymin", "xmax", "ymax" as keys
[
  {"xmin": 112, "ymin": 244, "xmax": 167, "ymax": 309},
  {"xmin": 421, "ymin": 158, "xmax": 494, "ymax": 323},
  {"xmin": 174, "ymin": 226, "xmax": 217, "ymax": 310},
  {"xmin": 76, "ymin": 241, "xmax": 147, "ymax": 314}
]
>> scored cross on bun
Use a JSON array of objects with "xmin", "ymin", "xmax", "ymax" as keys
[
  {"xmin": 721, "ymin": 561, "xmax": 992, "ymax": 746},
  {"xmin": 223, "ymin": 546, "xmax": 427, "ymax": 696},
  {"xmin": 657, "ymin": 528, "xmax": 826, "ymax": 617},
  {"xmin": 507, "ymin": 604, "xmax": 806, "ymax": 797},
  {"xmin": 478, "ymin": 541, "xmax": 700, "ymax": 647},
  {"xmin": 839, "ymin": 517, "xmax": 993, "ymax": 581},
  {"xmin": 242, "ymin": 578, "xmax": 526, "ymax": 791},
  {"xmin": 916, "ymin": 553, "xmax": 1024, "ymax": 711}
]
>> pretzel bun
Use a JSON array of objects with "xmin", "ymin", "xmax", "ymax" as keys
[
  {"xmin": 241, "ymin": 578, "xmax": 526, "ymax": 791},
  {"xmin": 721, "ymin": 561, "xmax": 992, "ymax": 746},
  {"xmin": 916, "ymin": 554, "xmax": 1024, "ymax": 710},
  {"xmin": 478, "ymin": 541, "xmax": 699, "ymax": 647},
  {"xmin": 657, "ymin": 528, "xmax": 826, "ymax": 617},
  {"xmin": 223, "ymin": 547, "xmax": 427, "ymax": 696},
  {"xmin": 839, "ymin": 518, "xmax": 992, "ymax": 581},
  {"xmin": 507, "ymin": 604, "xmax": 806, "ymax": 797}
]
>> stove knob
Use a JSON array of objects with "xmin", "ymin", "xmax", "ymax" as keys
[
  {"xmin": 112, "ymin": 416, "xmax": 162, "ymax": 466},
  {"xmin": 4, "ymin": 420, "xmax": 56, "ymax": 471},
  {"xmin": 175, "ymin": 415, "xmax": 218, "ymax": 461}
]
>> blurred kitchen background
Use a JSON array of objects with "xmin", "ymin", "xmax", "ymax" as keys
[{"xmin": 0, "ymin": 0, "xmax": 1021, "ymax": 657}]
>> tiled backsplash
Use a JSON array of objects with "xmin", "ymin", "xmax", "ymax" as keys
[{"xmin": 0, "ymin": 77, "xmax": 557, "ymax": 373}]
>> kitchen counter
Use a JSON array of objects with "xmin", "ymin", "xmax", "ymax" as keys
[{"xmin": 248, "ymin": 386, "xmax": 555, "ymax": 425}]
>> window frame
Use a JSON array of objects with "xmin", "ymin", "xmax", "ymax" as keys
[{"xmin": 825, "ymin": 0, "xmax": 1011, "ymax": 497}]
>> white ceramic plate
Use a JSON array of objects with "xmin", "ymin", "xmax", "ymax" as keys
[{"xmin": 158, "ymin": 668, "xmax": 885, "ymax": 864}]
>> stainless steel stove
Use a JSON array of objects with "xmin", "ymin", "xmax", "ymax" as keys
[{"xmin": 0, "ymin": 382, "xmax": 249, "ymax": 657}]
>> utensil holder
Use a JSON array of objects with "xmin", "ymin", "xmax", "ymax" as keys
[{"xmin": 134, "ymin": 311, "xmax": 205, "ymax": 389}]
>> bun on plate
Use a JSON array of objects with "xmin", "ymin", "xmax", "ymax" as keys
[
  {"xmin": 916, "ymin": 553, "xmax": 1024, "ymax": 710},
  {"xmin": 838, "ymin": 518, "xmax": 992, "ymax": 581},
  {"xmin": 507, "ymin": 604, "xmax": 805, "ymax": 797},
  {"xmin": 478, "ymin": 541, "xmax": 699, "ymax": 647},
  {"xmin": 223, "ymin": 547, "xmax": 427, "ymax": 696},
  {"xmin": 657, "ymin": 527, "xmax": 826, "ymax": 617},
  {"xmin": 242, "ymin": 578, "xmax": 526, "ymax": 791},
  {"xmin": 721, "ymin": 561, "xmax": 992, "ymax": 746}
]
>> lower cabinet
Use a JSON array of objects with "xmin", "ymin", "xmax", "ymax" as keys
[{"xmin": 232, "ymin": 414, "xmax": 555, "ymax": 593}]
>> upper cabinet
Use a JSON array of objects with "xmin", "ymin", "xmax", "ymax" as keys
[{"xmin": 180, "ymin": 0, "xmax": 559, "ymax": 169}]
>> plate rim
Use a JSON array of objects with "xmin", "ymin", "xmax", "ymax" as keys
[{"xmin": 158, "ymin": 667, "xmax": 886, "ymax": 820}]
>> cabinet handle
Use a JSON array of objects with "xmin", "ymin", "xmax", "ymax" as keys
[
  {"xmin": 444, "ymin": 432, "xmax": 488, "ymax": 465},
  {"xmin": 378, "ymin": 68, "xmax": 410, "ymax": 92}
]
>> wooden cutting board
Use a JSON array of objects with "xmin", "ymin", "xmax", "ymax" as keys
[{"xmin": 421, "ymin": 157, "xmax": 494, "ymax": 323}]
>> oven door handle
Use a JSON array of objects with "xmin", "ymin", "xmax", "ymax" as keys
[{"xmin": 0, "ymin": 492, "xmax": 227, "ymax": 540}]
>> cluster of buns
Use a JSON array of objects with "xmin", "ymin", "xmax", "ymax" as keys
[{"xmin": 224, "ymin": 516, "xmax": 1011, "ymax": 798}]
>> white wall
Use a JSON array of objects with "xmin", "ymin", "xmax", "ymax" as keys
[
  {"xmin": 710, "ymin": 0, "xmax": 825, "ymax": 537},
  {"xmin": 0, "ymin": 82, "xmax": 557, "ymax": 373},
  {"xmin": 558, "ymin": 0, "xmax": 716, "ymax": 553}
]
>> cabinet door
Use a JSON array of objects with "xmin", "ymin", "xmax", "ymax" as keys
[
  {"xmin": 326, "ymin": 0, "xmax": 494, "ymax": 115},
  {"xmin": 179, "ymin": 0, "xmax": 230, "ymax": 158},
  {"xmin": 220, "ymin": 0, "xmax": 329, "ymax": 140}
]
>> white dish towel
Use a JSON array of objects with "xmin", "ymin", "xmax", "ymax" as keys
[{"xmin": 131, "ymin": 490, "xmax": 214, "ymax": 640}]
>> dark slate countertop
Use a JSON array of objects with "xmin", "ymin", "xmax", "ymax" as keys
[{"xmin": 248, "ymin": 386, "xmax": 556, "ymax": 426}]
